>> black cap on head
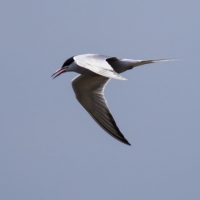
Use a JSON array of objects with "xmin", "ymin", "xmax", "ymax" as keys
[{"xmin": 62, "ymin": 56, "xmax": 74, "ymax": 68}]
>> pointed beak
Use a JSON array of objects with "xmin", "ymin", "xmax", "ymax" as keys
[{"xmin": 51, "ymin": 68, "xmax": 66, "ymax": 79}]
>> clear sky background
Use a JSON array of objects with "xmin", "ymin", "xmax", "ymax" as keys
[{"xmin": 1, "ymin": 1, "xmax": 200, "ymax": 199}]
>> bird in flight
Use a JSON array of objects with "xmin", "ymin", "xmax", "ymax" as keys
[{"xmin": 52, "ymin": 54, "xmax": 174, "ymax": 145}]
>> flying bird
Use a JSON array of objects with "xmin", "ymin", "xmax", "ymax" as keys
[{"xmin": 52, "ymin": 54, "xmax": 174, "ymax": 145}]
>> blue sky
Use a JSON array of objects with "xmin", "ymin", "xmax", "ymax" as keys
[{"xmin": 1, "ymin": 1, "xmax": 200, "ymax": 199}]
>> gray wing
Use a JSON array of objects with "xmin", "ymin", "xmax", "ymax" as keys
[
  {"xmin": 72, "ymin": 74, "xmax": 131, "ymax": 145},
  {"xmin": 73, "ymin": 54, "xmax": 127, "ymax": 80},
  {"xmin": 106, "ymin": 57, "xmax": 178, "ymax": 73},
  {"xmin": 122, "ymin": 58, "xmax": 178, "ymax": 66}
]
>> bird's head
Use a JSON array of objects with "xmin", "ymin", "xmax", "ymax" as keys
[{"xmin": 52, "ymin": 56, "xmax": 74, "ymax": 79}]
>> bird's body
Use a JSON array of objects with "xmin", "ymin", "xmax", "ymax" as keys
[{"xmin": 52, "ymin": 54, "xmax": 174, "ymax": 145}]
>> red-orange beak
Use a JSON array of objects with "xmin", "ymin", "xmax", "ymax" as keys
[{"xmin": 51, "ymin": 68, "xmax": 66, "ymax": 79}]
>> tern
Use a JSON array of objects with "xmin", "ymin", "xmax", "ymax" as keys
[{"xmin": 52, "ymin": 54, "xmax": 174, "ymax": 145}]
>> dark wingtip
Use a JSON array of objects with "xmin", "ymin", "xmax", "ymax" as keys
[{"xmin": 124, "ymin": 139, "xmax": 131, "ymax": 146}]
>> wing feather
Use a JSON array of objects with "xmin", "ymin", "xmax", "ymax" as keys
[
  {"xmin": 72, "ymin": 74, "xmax": 131, "ymax": 145},
  {"xmin": 73, "ymin": 54, "xmax": 127, "ymax": 80}
]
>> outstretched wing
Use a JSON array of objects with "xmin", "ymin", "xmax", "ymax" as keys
[
  {"xmin": 128, "ymin": 58, "xmax": 178, "ymax": 66},
  {"xmin": 72, "ymin": 74, "xmax": 131, "ymax": 145},
  {"xmin": 73, "ymin": 54, "xmax": 127, "ymax": 80}
]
